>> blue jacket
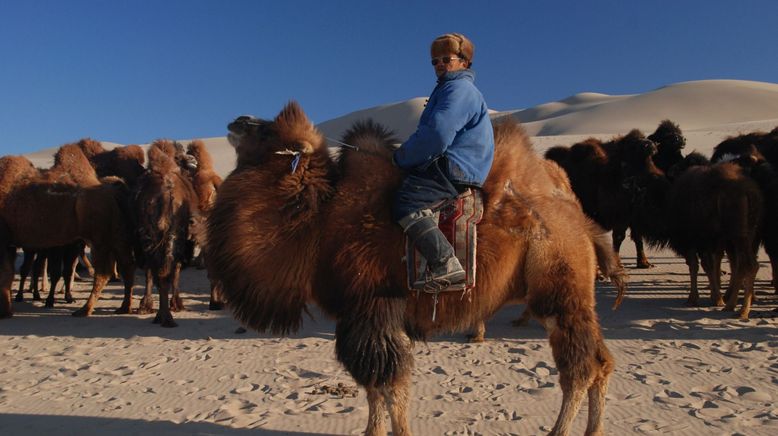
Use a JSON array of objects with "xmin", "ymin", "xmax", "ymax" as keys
[{"xmin": 394, "ymin": 69, "xmax": 494, "ymax": 187}]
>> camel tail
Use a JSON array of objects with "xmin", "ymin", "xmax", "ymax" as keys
[{"xmin": 587, "ymin": 220, "xmax": 628, "ymax": 309}]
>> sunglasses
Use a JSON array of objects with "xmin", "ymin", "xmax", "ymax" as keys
[{"xmin": 431, "ymin": 56, "xmax": 461, "ymax": 66}]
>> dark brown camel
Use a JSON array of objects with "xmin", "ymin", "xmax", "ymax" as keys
[
  {"xmin": 712, "ymin": 129, "xmax": 778, "ymax": 294},
  {"xmin": 134, "ymin": 145, "xmax": 201, "ymax": 327},
  {"xmin": 6, "ymin": 144, "xmax": 103, "ymax": 306},
  {"xmin": 207, "ymin": 103, "xmax": 620, "ymax": 435},
  {"xmin": 545, "ymin": 130, "xmax": 654, "ymax": 268},
  {"xmin": 0, "ymin": 178, "xmax": 136, "ymax": 318},
  {"xmin": 622, "ymin": 140, "xmax": 763, "ymax": 319}
]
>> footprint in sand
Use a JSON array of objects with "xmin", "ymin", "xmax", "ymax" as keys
[{"xmin": 628, "ymin": 370, "xmax": 670, "ymax": 385}]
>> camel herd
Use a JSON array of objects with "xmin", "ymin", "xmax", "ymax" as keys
[
  {"xmin": 0, "ymin": 106, "xmax": 776, "ymax": 435},
  {"xmin": 0, "ymin": 138, "xmax": 222, "ymax": 326},
  {"xmin": 546, "ymin": 120, "xmax": 778, "ymax": 321}
]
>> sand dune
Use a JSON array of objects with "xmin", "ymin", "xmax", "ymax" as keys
[{"xmin": 5, "ymin": 79, "xmax": 778, "ymax": 435}]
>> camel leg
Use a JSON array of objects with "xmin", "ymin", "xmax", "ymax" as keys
[
  {"xmin": 700, "ymin": 250, "xmax": 724, "ymax": 307},
  {"xmin": 684, "ymin": 253, "xmax": 700, "ymax": 306},
  {"xmin": 512, "ymin": 306, "xmax": 532, "ymax": 327},
  {"xmin": 611, "ymin": 226, "xmax": 626, "ymax": 254},
  {"xmin": 72, "ymin": 247, "xmax": 112, "ymax": 317},
  {"xmin": 0, "ymin": 245, "xmax": 16, "ymax": 318},
  {"xmin": 467, "ymin": 320, "xmax": 485, "ymax": 343},
  {"xmin": 62, "ymin": 243, "xmax": 81, "ymax": 304},
  {"xmin": 170, "ymin": 262, "xmax": 185, "ymax": 312},
  {"xmin": 15, "ymin": 249, "xmax": 36, "ymax": 302},
  {"xmin": 153, "ymin": 272, "xmax": 177, "ymax": 327},
  {"xmin": 364, "ymin": 386, "xmax": 388, "ymax": 436},
  {"xmin": 539, "ymin": 312, "xmax": 611, "ymax": 436},
  {"xmin": 334, "ymin": 298, "xmax": 413, "ymax": 436},
  {"xmin": 584, "ymin": 354, "xmax": 612, "ymax": 436},
  {"xmin": 44, "ymin": 248, "xmax": 65, "ymax": 308},
  {"xmin": 723, "ymin": 249, "xmax": 742, "ymax": 313},
  {"xmin": 208, "ymin": 280, "xmax": 224, "ymax": 310},
  {"xmin": 79, "ymin": 249, "xmax": 95, "ymax": 278},
  {"xmin": 32, "ymin": 254, "xmax": 47, "ymax": 301},
  {"xmin": 632, "ymin": 231, "xmax": 652, "ymax": 269},
  {"xmin": 770, "ymin": 253, "xmax": 778, "ymax": 295},
  {"xmin": 114, "ymin": 249, "xmax": 136, "ymax": 314},
  {"xmin": 737, "ymin": 266, "xmax": 758, "ymax": 321},
  {"xmin": 383, "ymin": 367, "xmax": 412, "ymax": 436},
  {"xmin": 138, "ymin": 269, "xmax": 155, "ymax": 314}
]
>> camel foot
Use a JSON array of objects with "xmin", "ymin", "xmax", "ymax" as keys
[
  {"xmin": 65, "ymin": 294, "xmax": 75, "ymax": 304},
  {"xmin": 14, "ymin": 292, "xmax": 24, "ymax": 302},
  {"xmin": 722, "ymin": 303, "xmax": 736, "ymax": 312},
  {"xmin": 712, "ymin": 297, "xmax": 725, "ymax": 307},
  {"xmin": 170, "ymin": 297, "xmax": 185, "ymax": 312},
  {"xmin": 467, "ymin": 334, "xmax": 484, "ymax": 343},
  {"xmin": 209, "ymin": 300, "xmax": 224, "ymax": 311},
  {"xmin": 635, "ymin": 260, "xmax": 654, "ymax": 269},
  {"xmin": 33, "ymin": 291, "xmax": 42, "ymax": 301},
  {"xmin": 72, "ymin": 306, "xmax": 92, "ymax": 317},
  {"xmin": 511, "ymin": 318, "xmax": 530, "ymax": 327},
  {"xmin": 45, "ymin": 296, "xmax": 55, "ymax": 308},
  {"xmin": 114, "ymin": 305, "xmax": 132, "ymax": 315},
  {"xmin": 235, "ymin": 326, "xmax": 247, "ymax": 334},
  {"xmin": 685, "ymin": 296, "xmax": 699, "ymax": 307},
  {"xmin": 737, "ymin": 312, "xmax": 750, "ymax": 321},
  {"xmin": 153, "ymin": 311, "xmax": 177, "ymax": 328}
]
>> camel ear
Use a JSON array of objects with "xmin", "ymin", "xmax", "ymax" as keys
[{"xmin": 275, "ymin": 101, "xmax": 313, "ymax": 131}]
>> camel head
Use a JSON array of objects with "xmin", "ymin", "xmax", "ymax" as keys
[
  {"xmin": 619, "ymin": 130, "xmax": 657, "ymax": 170},
  {"xmin": 227, "ymin": 101, "xmax": 324, "ymax": 168},
  {"xmin": 149, "ymin": 139, "xmax": 197, "ymax": 172},
  {"xmin": 667, "ymin": 151, "xmax": 710, "ymax": 180},
  {"xmin": 648, "ymin": 119, "xmax": 686, "ymax": 152},
  {"xmin": 186, "ymin": 140, "xmax": 213, "ymax": 171},
  {"xmin": 76, "ymin": 138, "xmax": 107, "ymax": 159}
]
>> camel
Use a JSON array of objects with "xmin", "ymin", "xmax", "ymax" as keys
[
  {"xmin": 134, "ymin": 142, "xmax": 202, "ymax": 322},
  {"xmin": 3, "ymin": 145, "xmax": 101, "ymax": 306},
  {"xmin": 545, "ymin": 131, "xmax": 654, "ymax": 268},
  {"xmin": 0, "ymin": 177, "xmax": 136, "ymax": 318},
  {"xmin": 620, "ymin": 141, "xmax": 763, "ymax": 319},
  {"xmin": 648, "ymin": 119, "xmax": 686, "ymax": 174},
  {"xmin": 207, "ymin": 102, "xmax": 620, "ymax": 435},
  {"xmin": 185, "ymin": 140, "xmax": 225, "ymax": 309}
]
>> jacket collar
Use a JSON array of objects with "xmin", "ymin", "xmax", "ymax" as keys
[{"xmin": 437, "ymin": 69, "xmax": 475, "ymax": 84}]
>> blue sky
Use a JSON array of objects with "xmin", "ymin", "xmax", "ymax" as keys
[{"xmin": 1, "ymin": 0, "xmax": 776, "ymax": 155}]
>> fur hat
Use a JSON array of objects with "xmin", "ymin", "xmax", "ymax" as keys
[{"xmin": 431, "ymin": 33, "xmax": 474, "ymax": 66}]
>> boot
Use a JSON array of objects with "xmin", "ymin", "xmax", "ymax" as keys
[{"xmin": 403, "ymin": 213, "xmax": 466, "ymax": 288}]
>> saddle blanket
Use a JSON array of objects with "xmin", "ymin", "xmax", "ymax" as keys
[{"xmin": 405, "ymin": 188, "xmax": 484, "ymax": 293}]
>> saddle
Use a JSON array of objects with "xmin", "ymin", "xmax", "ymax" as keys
[{"xmin": 405, "ymin": 188, "xmax": 484, "ymax": 294}]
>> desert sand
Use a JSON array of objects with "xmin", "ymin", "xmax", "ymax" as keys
[{"xmin": 3, "ymin": 79, "xmax": 778, "ymax": 435}]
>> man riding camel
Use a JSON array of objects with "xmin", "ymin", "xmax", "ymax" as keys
[{"xmin": 393, "ymin": 33, "xmax": 495, "ymax": 289}]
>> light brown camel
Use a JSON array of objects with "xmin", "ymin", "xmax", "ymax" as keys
[
  {"xmin": 207, "ymin": 102, "xmax": 620, "ymax": 436},
  {"xmin": 185, "ymin": 139, "xmax": 225, "ymax": 309}
]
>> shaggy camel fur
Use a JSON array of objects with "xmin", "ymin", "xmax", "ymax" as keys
[
  {"xmin": 712, "ymin": 138, "xmax": 778, "ymax": 295},
  {"xmin": 134, "ymin": 143, "xmax": 201, "ymax": 323},
  {"xmin": 468, "ymin": 158, "xmax": 627, "ymax": 342},
  {"xmin": 0, "ymin": 178, "xmax": 135, "ymax": 318},
  {"xmin": 208, "ymin": 103, "xmax": 619, "ymax": 436},
  {"xmin": 623, "ymin": 143, "xmax": 763, "ymax": 319},
  {"xmin": 185, "ymin": 140, "xmax": 225, "ymax": 309},
  {"xmin": 77, "ymin": 139, "xmax": 146, "ymax": 188},
  {"xmin": 16, "ymin": 143, "xmax": 104, "ymax": 306},
  {"xmin": 545, "ymin": 131, "xmax": 655, "ymax": 268},
  {"xmin": 648, "ymin": 119, "xmax": 686, "ymax": 174},
  {"xmin": 133, "ymin": 139, "xmax": 199, "ymax": 313}
]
